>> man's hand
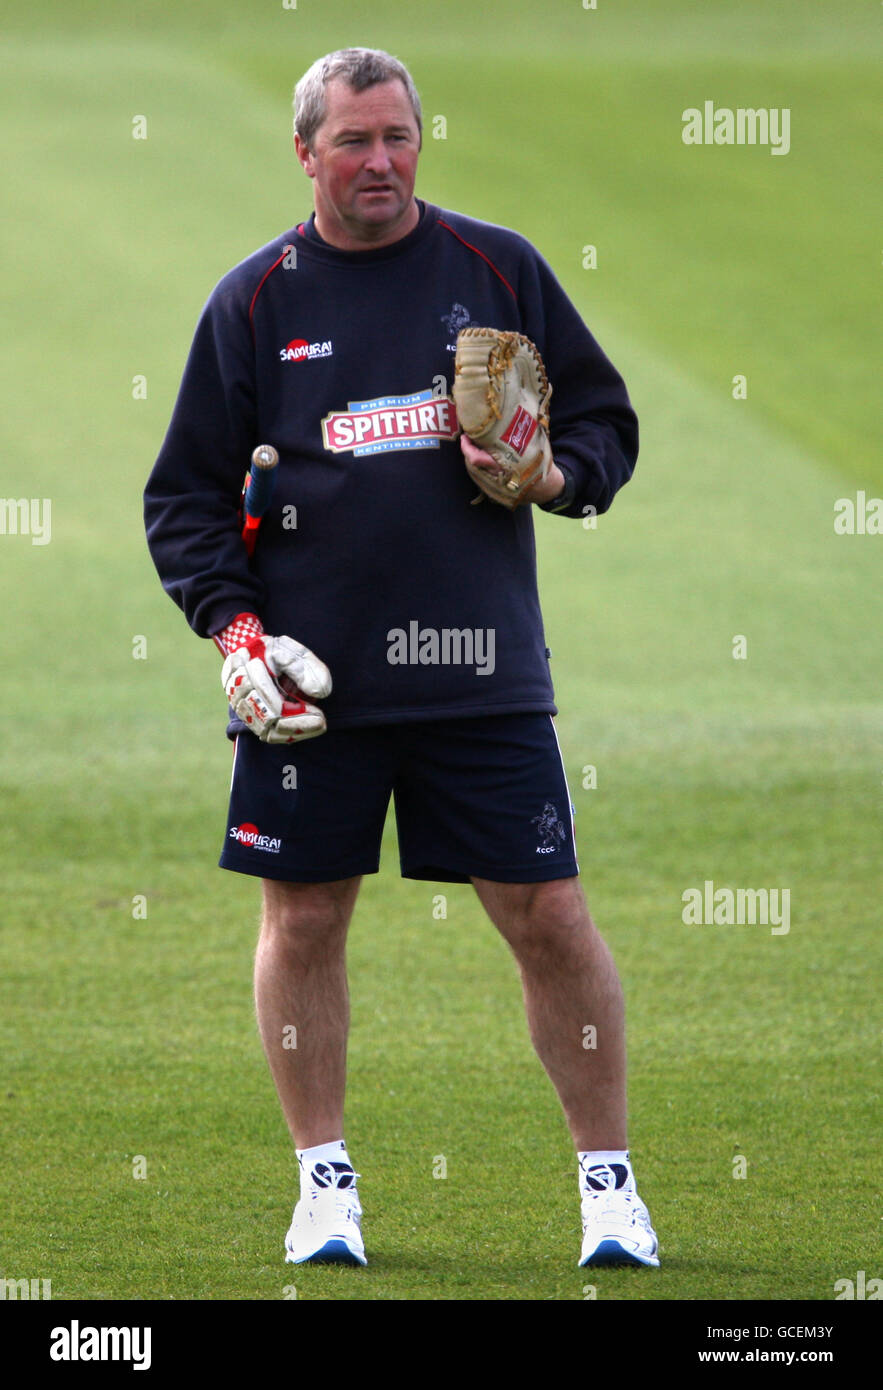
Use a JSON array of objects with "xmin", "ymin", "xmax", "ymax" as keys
[
  {"xmin": 460, "ymin": 434, "xmax": 566, "ymax": 507},
  {"xmin": 216, "ymin": 614, "xmax": 332, "ymax": 744}
]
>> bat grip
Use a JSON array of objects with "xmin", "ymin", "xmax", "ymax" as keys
[{"xmin": 243, "ymin": 464, "xmax": 276, "ymax": 519}]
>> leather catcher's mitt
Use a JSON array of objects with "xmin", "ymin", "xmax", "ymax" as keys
[{"xmin": 453, "ymin": 327, "xmax": 553, "ymax": 509}]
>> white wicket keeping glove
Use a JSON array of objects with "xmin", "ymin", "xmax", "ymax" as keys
[{"xmin": 215, "ymin": 613, "xmax": 332, "ymax": 744}]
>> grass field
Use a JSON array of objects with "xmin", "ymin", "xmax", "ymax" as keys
[{"xmin": 1, "ymin": 0, "xmax": 880, "ymax": 1308}]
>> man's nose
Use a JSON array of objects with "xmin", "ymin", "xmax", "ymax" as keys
[{"xmin": 363, "ymin": 138, "xmax": 393, "ymax": 173}]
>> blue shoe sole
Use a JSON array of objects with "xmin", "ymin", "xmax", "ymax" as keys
[
  {"xmin": 289, "ymin": 1238, "xmax": 366, "ymax": 1266},
  {"xmin": 580, "ymin": 1238, "xmax": 659, "ymax": 1268}
]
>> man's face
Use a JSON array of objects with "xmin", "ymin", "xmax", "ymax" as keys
[{"xmin": 295, "ymin": 78, "xmax": 421, "ymax": 250}]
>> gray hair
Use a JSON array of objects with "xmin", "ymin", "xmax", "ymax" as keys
[{"xmin": 293, "ymin": 48, "xmax": 422, "ymax": 151}]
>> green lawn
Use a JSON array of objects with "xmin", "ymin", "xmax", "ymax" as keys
[{"xmin": 0, "ymin": 0, "xmax": 879, "ymax": 1304}]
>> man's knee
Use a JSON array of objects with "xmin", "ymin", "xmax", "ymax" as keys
[
  {"xmin": 260, "ymin": 877, "xmax": 361, "ymax": 947},
  {"xmin": 474, "ymin": 876, "xmax": 594, "ymax": 956}
]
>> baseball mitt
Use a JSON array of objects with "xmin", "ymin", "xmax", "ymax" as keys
[{"xmin": 453, "ymin": 327, "xmax": 553, "ymax": 509}]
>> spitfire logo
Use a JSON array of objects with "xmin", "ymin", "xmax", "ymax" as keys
[
  {"xmin": 580, "ymin": 1161, "xmax": 629, "ymax": 1192},
  {"xmin": 532, "ymin": 801, "xmax": 567, "ymax": 854},
  {"xmin": 322, "ymin": 387, "xmax": 458, "ymax": 457}
]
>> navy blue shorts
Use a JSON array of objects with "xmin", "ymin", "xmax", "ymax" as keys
[{"xmin": 219, "ymin": 713, "xmax": 579, "ymax": 884}]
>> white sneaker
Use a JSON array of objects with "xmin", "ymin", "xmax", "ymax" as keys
[
  {"xmin": 284, "ymin": 1163, "xmax": 367, "ymax": 1267},
  {"xmin": 578, "ymin": 1186, "xmax": 660, "ymax": 1268}
]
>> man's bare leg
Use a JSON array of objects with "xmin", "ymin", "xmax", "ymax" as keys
[
  {"xmin": 471, "ymin": 875, "xmax": 627, "ymax": 1150},
  {"xmin": 254, "ymin": 876, "xmax": 361, "ymax": 1150},
  {"xmin": 473, "ymin": 874, "xmax": 658, "ymax": 1266}
]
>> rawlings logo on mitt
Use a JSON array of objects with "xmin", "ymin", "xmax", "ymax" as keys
[{"xmin": 453, "ymin": 327, "xmax": 553, "ymax": 509}]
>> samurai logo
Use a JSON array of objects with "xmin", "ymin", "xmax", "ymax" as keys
[
  {"xmin": 532, "ymin": 802, "xmax": 567, "ymax": 854},
  {"xmin": 229, "ymin": 823, "xmax": 281, "ymax": 853}
]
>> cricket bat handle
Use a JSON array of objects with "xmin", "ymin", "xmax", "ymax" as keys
[{"xmin": 242, "ymin": 444, "xmax": 279, "ymax": 556}]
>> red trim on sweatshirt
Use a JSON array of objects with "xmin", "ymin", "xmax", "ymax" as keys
[
  {"xmin": 248, "ymin": 249, "xmax": 290, "ymax": 335},
  {"xmin": 438, "ymin": 218, "xmax": 517, "ymax": 301}
]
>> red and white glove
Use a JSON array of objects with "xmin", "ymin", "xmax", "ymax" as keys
[{"xmin": 214, "ymin": 614, "xmax": 332, "ymax": 744}]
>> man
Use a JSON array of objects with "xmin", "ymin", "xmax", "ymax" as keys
[{"xmin": 144, "ymin": 47, "xmax": 658, "ymax": 1272}]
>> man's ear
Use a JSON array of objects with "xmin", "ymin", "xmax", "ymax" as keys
[{"xmin": 294, "ymin": 133, "xmax": 315, "ymax": 178}]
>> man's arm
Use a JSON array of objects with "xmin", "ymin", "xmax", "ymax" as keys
[
  {"xmin": 143, "ymin": 282, "xmax": 265, "ymax": 639},
  {"xmin": 519, "ymin": 249, "xmax": 639, "ymax": 520}
]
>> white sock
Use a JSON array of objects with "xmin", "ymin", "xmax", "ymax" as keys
[
  {"xmin": 578, "ymin": 1150, "xmax": 633, "ymax": 1193},
  {"xmin": 296, "ymin": 1139, "xmax": 354, "ymax": 1195}
]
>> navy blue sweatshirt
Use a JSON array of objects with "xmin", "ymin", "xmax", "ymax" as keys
[{"xmin": 144, "ymin": 201, "xmax": 638, "ymax": 730}]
